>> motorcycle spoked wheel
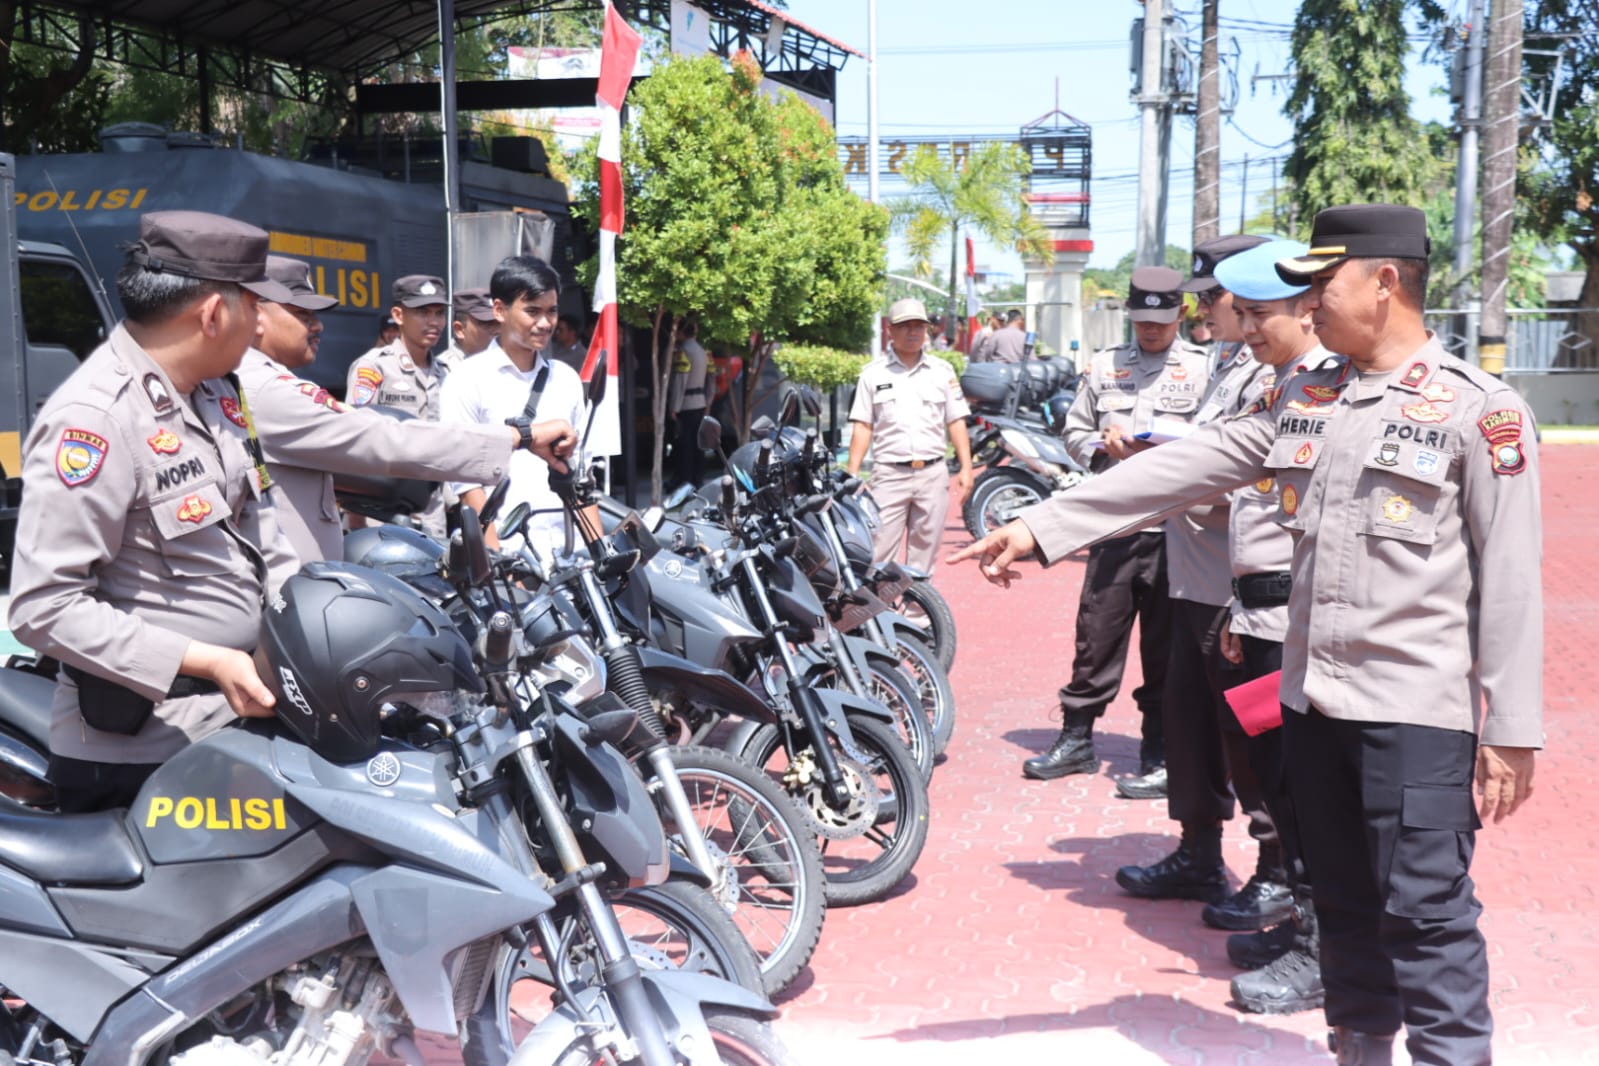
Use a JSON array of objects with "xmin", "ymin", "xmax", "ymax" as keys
[
  {"xmin": 813, "ymin": 660, "xmax": 933, "ymax": 782},
  {"xmin": 660, "ymin": 745, "xmax": 827, "ymax": 997},
  {"xmin": 885, "ymin": 579, "xmax": 957, "ymax": 673},
  {"xmin": 736, "ymin": 716, "xmax": 930, "ymax": 908},
  {"xmin": 886, "ymin": 632, "xmax": 956, "ymax": 759},
  {"xmin": 961, "ymin": 468, "xmax": 1047, "ymax": 543},
  {"xmin": 459, "ymin": 880, "xmax": 763, "ymax": 1066},
  {"xmin": 548, "ymin": 1008, "xmax": 800, "ymax": 1066}
]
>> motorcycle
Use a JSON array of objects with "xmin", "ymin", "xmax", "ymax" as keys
[{"xmin": 0, "ymin": 531, "xmax": 792, "ymax": 1064}]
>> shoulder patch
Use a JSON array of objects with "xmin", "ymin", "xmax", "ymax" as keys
[
  {"xmin": 57, "ymin": 429, "xmax": 109, "ymax": 487},
  {"xmin": 219, "ymin": 397, "xmax": 248, "ymax": 428},
  {"xmin": 1479, "ymin": 408, "xmax": 1527, "ymax": 476}
]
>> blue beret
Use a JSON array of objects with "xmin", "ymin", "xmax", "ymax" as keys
[{"xmin": 1213, "ymin": 240, "xmax": 1312, "ymax": 302}]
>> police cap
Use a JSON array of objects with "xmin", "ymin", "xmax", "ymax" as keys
[
  {"xmin": 264, "ymin": 255, "xmax": 338, "ymax": 311},
  {"xmin": 1181, "ymin": 234, "xmax": 1269, "ymax": 293},
  {"xmin": 1213, "ymin": 240, "xmax": 1311, "ymax": 302},
  {"xmin": 393, "ymin": 275, "xmax": 448, "ymax": 308},
  {"xmin": 1276, "ymin": 204, "xmax": 1431, "ymax": 283},
  {"xmin": 452, "ymin": 287, "xmax": 497, "ymax": 323},
  {"xmin": 1127, "ymin": 266, "xmax": 1184, "ymax": 323},
  {"xmin": 887, "ymin": 297, "xmax": 932, "ymax": 325},
  {"xmin": 128, "ymin": 210, "xmax": 292, "ymax": 302}
]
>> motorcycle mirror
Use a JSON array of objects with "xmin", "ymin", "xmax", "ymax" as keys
[
  {"xmin": 586, "ymin": 365, "xmax": 607, "ymax": 407},
  {"xmin": 697, "ymin": 415, "xmax": 722, "ymax": 452},
  {"xmin": 778, "ymin": 387, "xmax": 800, "ymax": 428},
  {"xmin": 458, "ymin": 504, "xmax": 493, "ymax": 588},
  {"xmin": 479, "ymin": 478, "xmax": 511, "ymax": 528},
  {"xmin": 499, "ymin": 501, "xmax": 531, "ymax": 542},
  {"xmin": 800, "ymin": 387, "xmax": 822, "ymax": 418},
  {"xmin": 749, "ymin": 414, "xmax": 776, "ymax": 439}
]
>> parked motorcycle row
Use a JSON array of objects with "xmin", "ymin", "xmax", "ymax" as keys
[
  {"xmin": 0, "ymin": 374, "xmax": 962, "ymax": 1066},
  {"xmin": 955, "ymin": 356, "xmax": 1093, "ymax": 541}
]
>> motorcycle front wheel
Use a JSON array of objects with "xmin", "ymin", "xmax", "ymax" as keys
[
  {"xmin": 460, "ymin": 880, "xmax": 763, "ymax": 1065},
  {"xmin": 962, "ymin": 468, "xmax": 1047, "ymax": 542},
  {"xmin": 737, "ymin": 715, "xmax": 930, "ymax": 908},
  {"xmin": 548, "ymin": 1007, "xmax": 799, "ymax": 1066},
  {"xmin": 662, "ymin": 745, "xmax": 827, "ymax": 996},
  {"xmin": 887, "ymin": 579, "xmax": 957, "ymax": 673}
]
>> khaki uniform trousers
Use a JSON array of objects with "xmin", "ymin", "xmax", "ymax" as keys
[{"xmin": 870, "ymin": 461, "xmax": 950, "ymax": 573}]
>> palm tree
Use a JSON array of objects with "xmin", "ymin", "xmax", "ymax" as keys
[{"xmin": 889, "ymin": 142, "xmax": 1053, "ymax": 335}]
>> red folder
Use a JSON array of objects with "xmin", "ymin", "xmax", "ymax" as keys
[{"xmin": 1225, "ymin": 670, "xmax": 1285, "ymax": 736}]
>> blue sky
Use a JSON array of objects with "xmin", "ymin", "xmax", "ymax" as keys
[{"xmin": 783, "ymin": 0, "xmax": 1457, "ymax": 279}]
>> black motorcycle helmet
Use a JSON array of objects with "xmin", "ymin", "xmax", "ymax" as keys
[
  {"xmin": 260, "ymin": 562, "xmax": 482, "ymax": 763},
  {"xmin": 332, "ymin": 406, "xmax": 437, "ymax": 520},
  {"xmin": 728, "ymin": 426, "xmax": 811, "ymax": 499},
  {"xmin": 342, "ymin": 524, "xmax": 450, "ymax": 599},
  {"xmin": 1043, "ymin": 389, "xmax": 1077, "ymax": 433}
]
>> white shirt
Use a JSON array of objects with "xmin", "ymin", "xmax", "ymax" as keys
[{"xmin": 439, "ymin": 339, "xmax": 586, "ymax": 556}]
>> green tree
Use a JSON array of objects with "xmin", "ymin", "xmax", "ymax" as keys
[
  {"xmin": 1083, "ymin": 244, "xmax": 1193, "ymax": 303},
  {"xmin": 1284, "ymin": 0, "xmax": 1441, "ymax": 229},
  {"xmin": 1521, "ymin": 0, "xmax": 1599, "ymax": 351},
  {"xmin": 571, "ymin": 53, "xmax": 885, "ymax": 501},
  {"xmin": 890, "ymin": 142, "xmax": 1051, "ymax": 332}
]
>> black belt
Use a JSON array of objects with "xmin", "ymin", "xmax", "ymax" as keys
[
  {"xmin": 168, "ymin": 675, "xmax": 222, "ymax": 698},
  {"xmin": 887, "ymin": 458, "xmax": 942, "ymax": 469},
  {"xmin": 1233, "ymin": 571, "xmax": 1293, "ymax": 609}
]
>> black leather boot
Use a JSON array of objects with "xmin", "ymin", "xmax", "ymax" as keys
[
  {"xmin": 1203, "ymin": 847, "xmax": 1293, "ymax": 930},
  {"xmin": 1115, "ymin": 821, "xmax": 1228, "ymax": 901},
  {"xmin": 1226, "ymin": 917, "xmax": 1296, "ymax": 970},
  {"xmin": 1328, "ymin": 1026, "xmax": 1396, "ymax": 1066},
  {"xmin": 1022, "ymin": 708, "xmax": 1098, "ymax": 780},
  {"xmin": 1230, "ymin": 902, "xmax": 1323, "ymax": 1014}
]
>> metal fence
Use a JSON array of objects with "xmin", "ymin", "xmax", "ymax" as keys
[{"xmin": 1425, "ymin": 308, "xmax": 1599, "ymax": 371}]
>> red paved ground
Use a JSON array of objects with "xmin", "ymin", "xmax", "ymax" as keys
[{"xmin": 418, "ymin": 443, "xmax": 1597, "ymax": 1064}]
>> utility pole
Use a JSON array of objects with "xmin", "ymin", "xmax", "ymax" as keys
[
  {"xmin": 1135, "ymin": 0, "xmax": 1171, "ymax": 267},
  {"xmin": 1477, "ymin": 0, "xmax": 1523, "ymax": 376},
  {"xmin": 1192, "ymin": 0, "xmax": 1221, "ymax": 247},
  {"xmin": 1451, "ymin": 0, "xmax": 1487, "ymax": 311},
  {"xmin": 867, "ymin": 0, "xmax": 880, "ymax": 205}
]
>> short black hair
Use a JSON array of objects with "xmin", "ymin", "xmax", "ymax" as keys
[
  {"xmin": 1365, "ymin": 258, "xmax": 1428, "ymax": 309},
  {"xmin": 116, "ymin": 263, "xmax": 238, "ymax": 324},
  {"xmin": 1005, "ymin": 309, "xmax": 1025, "ymax": 326},
  {"xmin": 490, "ymin": 255, "xmax": 561, "ymax": 306},
  {"xmin": 558, "ymin": 313, "xmax": 582, "ymax": 332}
]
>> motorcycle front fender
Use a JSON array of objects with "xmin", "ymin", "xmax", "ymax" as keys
[
  {"xmin": 636, "ymin": 646, "xmax": 775, "ymax": 725},
  {"xmin": 508, "ymin": 971, "xmax": 775, "ymax": 1066},
  {"xmin": 873, "ymin": 611, "xmax": 927, "ymax": 651},
  {"xmin": 839, "ymin": 632, "xmax": 902, "ymax": 687},
  {"xmin": 721, "ymin": 685, "xmax": 888, "ymax": 763}
]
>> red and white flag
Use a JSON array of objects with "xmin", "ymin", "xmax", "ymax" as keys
[
  {"xmin": 963, "ymin": 235, "xmax": 981, "ymax": 353},
  {"xmin": 580, "ymin": 2, "xmax": 642, "ymax": 457}
]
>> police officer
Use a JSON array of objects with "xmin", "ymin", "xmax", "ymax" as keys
[
  {"xmin": 953, "ymin": 204, "xmax": 1541, "ymax": 1066},
  {"xmin": 1021, "ymin": 265, "xmax": 1210, "ymax": 783},
  {"xmin": 8, "ymin": 211, "xmax": 299, "ymax": 812},
  {"xmin": 1211, "ymin": 238, "xmax": 1333, "ymax": 1014},
  {"xmin": 345, "ymin": 275, "xmax": 451, "ymax": 538},
  {"xmin": 1114, "ymin": 239, "xmax": 1299, "ymax": 940},
  {"xmin": 438, "ymin": 287, "xmax": 499, "ymax": 370},
  {"xmin": 244, "ymin": 256, "xmax": 576, "ymax": 562},
  {"xmin": 846, "ymin": 297, "xmax": 973, "ymax": 574}
]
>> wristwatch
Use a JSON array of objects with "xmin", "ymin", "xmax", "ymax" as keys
[{"xmin": 505, "ymin": 415, "xmax": 533, "ymax": 450}]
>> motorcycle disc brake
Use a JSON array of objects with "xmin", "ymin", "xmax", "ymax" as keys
[{"xmin": 796, "ymin": 752, "xmax": 882, "ymax": 841}]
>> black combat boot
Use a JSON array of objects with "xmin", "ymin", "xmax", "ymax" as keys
[
  {"xmin": 1226, "ymin": 917, "xmax": 1296, "ymax": 970},
  {"xmin": 1328, "ymin": 1026, "xmax": 1396, "ymax": 1066},
  {"xmin": 1114, "ymin": 821, "xmax": 1229, "ymax": 901},
  {"xmin": 1203, "ymin": 846, "xmax": 1293, "ymax": 930},
  {"xmin": 1114, "ymin": 764, "xmax": 1168, "ymax": 800},
  {"xmin": 1230, "ymin": 898, "xmax": 1323, "ymax": 1014},
  {"xmin": 1022, "ymin": 708, "xmax": 1098, "ymax": 780}
]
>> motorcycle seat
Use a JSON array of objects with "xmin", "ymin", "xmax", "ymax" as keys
[
  {"xmin": 0, "ymin": 795, "xmax": 145, "ymax": 885},
  {"xmin": 0, "ymin": 667, "xmax": 55, "ymax": 751}
]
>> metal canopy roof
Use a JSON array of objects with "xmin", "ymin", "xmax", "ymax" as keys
[{"xmin": 16, "ymin": 0, "xmax": 858, "ymax": 105}]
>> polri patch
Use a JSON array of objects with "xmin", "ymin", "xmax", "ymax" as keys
[
  {"xmin": 219, "ymin": 397, "xmax": 247, "ymax": 428},
  {"xmin": 1478, "ymin": 408, "xmax": 1526, "ymax": 476},
  {"xmin": 56, "ymin": 429, "xmax": 108, "ymax": 487},
  {"xmin": 147, "ymin": 428, "xmax": 181, "ymax": 455}
]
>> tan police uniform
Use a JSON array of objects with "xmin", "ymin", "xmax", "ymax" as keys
[
  {"xmin": 1063, "ymin": 336, "xmax": 1213, "ymax": 470},
  {"xmin": 1023, "ymin": 335, "xmax": 1542, "ymax": 742},
  {"xmin": 239, "ymin": 348, "xmax": 515, "ymax": 562},
  {"xmin": 344, "ymin": 337, "xmax": 450, "ymax": 538},
  {"xmin": 850, "ymin": 351, "xmax": 969, "ymax": 572},
  {"xmin": 8, "ymin": 326, "xmax": 299, "ymax": 765}
]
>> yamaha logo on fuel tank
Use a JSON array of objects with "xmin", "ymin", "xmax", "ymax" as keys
[{"xmin": 366, "ymin": 752, "xmax": 403, "ymax": 787}]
